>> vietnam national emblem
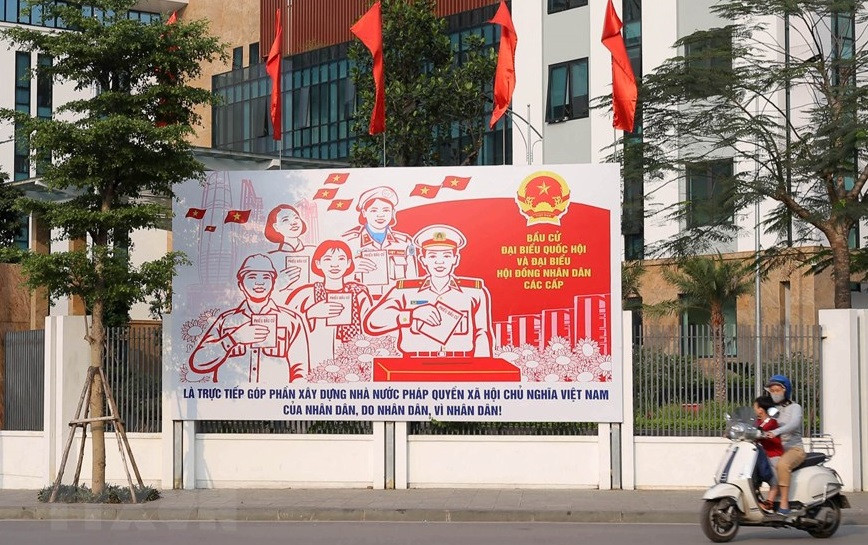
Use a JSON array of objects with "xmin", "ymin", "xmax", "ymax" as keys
[{"xmin": 516, "ymin": 171, "xmax": 571, "ymax": 226}]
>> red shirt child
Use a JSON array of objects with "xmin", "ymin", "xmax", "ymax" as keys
[{"xmin": 757, "ymin": 416, "xmax": 784, "ymax": 458}]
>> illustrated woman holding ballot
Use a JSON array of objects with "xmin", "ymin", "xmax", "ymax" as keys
[
  {"xmin": 287, "ymin": 240, "xmax": 372, "ymax": 368},
  {"xmin": 342, "ymin": 186, "xmax": 417, "ymax": 297},
  {"xmin": 264, "ymin": 204, "xmax": 314, "ymax": 292}
]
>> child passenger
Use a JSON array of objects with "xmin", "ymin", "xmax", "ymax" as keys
[{"xmin": 754, "ymin": 395, "xmax": 784, "ymax": 510}]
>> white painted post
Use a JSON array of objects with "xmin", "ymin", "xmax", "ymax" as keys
[
  {"xmin": 621, "ymin": 311, "xmax": 635, "ymax": 490},
  {"xmin": 181, "ymin": 420, "xmax": 196, "ymax": 490},
  {"xmin": 818, "ymin": 309, "xmax": 864, "ymax": 492},
  {"xmin": 47, "ymin": 316, "xmax": 90, "ymax": 484},
  {"xmin": 395, "ymin": 421, "xmax": 408, "ymax": 489},
  {"xmin": 161, "ymin": 314, "xmax": 174, "ymax": 489},
  {"xmin": 598, "ymin": 423, "xmax": 612, "ymax": 490},
  {"xmin": 372, "ymin": 421, "xmax": 386, "ymax": 489}
]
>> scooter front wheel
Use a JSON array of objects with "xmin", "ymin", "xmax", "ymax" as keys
[
  {"xmin": 701, "ymin": 498, "xmax": 740, "ymax": 543},
  {"xmin": 806, "ymin": 499, "xmax": 841, "ymax": 538}
]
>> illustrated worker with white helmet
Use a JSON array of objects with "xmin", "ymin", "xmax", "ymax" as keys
[{"xmin": 190, "ymin": 254, "xmax": 310, "ymax": 383}]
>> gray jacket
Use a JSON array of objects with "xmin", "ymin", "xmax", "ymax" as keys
[{"xmin": 772, "ymin": 401, "xmax": 803, "ymax": 451}]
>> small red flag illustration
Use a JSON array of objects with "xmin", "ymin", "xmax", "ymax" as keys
[
  {"xmin": 601, "ymin": 0, "xmax": 637, "ymax": 132},
  {"xmin": 265, "ymin": 8, "xmax": 283, "ymax": 141},
  {"xmin": 185, "ymin": 207, "xmax": 206, "ymax": 219},
  {"xmin": 224, "ymin": 210, "xmax": 251, "ymax": 224},
  {"xmin": 204, "ymin": 225, "xmax": 216, "ymax": 232},
  {"xmin": 410, "ymin": 184, "xmax": 441, "ymax": 199},
  {"xmin": 328, "ymin": 199, "xmax": 354, "ymax": 211},
  {"xmin": 324, "ymin": 172, "xmax": 350, "ymax": 185},
  {"xmin": 313, "ymin": 188, "xmax": 337, "ymax": 200},
  {"xmin": 441, "ymin": 176, "xmax": 471, "ymax": 191},
  {"xmin": 489, "ymin": 1, "xmax": 517, "ymax": 129},
  {"xmin": 351, "ymin": 2, "xmax": 385, "ymax": 135}
]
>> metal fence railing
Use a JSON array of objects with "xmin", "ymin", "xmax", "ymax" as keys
[
  {"xmin": 104, "ymin": 325, "xmax": 162, "ymax": 433},
  {"xmin": 635, "ymin": 324, "xmax": 822, "ymax": 437},
  {"xmin": 2, "ymin": 329, "xmax": 45, "ymax": 431}
]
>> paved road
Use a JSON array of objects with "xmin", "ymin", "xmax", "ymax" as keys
[{"xmin": 2, "ymin": 521, "xmax": 867, "ymax": 545}]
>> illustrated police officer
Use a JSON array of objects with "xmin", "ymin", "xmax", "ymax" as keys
[
  {"xmin": 363, "ymin": 225, "xmax": 493, "ymax": 357},
  {"xmin": 342, "ymin": 186, "xmax": 417, "ymax": 297}
]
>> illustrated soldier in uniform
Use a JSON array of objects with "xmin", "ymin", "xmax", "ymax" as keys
[
  {"xmin": 342, "ymin": 186, "xmax": 417, "ymax": 297},
  {"xmin": 189, "ymin": 254, "xmax": 310, "ymax": 383},
  {"xmin": 363, "ymin": 225, "xmax": 493, "ymax": 357}
]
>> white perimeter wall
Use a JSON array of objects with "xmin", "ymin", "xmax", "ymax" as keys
[
  {"xmin": 2, "ymin": 314, "xmax": 864, "ymax": 491},
  {"xmin": 0, "ymin": 432, "xmax": 45, "ymax": 488}
]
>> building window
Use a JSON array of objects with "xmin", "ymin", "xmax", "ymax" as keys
[
  {"xmin": 685, "ymin": 160, "xmax": 735, "ymax": 229},
  {"xmin": 14, "ymin": 51, "xmax": 31, "ymax": 181},
  {"xmin": 232, "ymin": 46, "xmax": 243, "ymax": 70},
  {"xmin": 683, "ymin": 28, "xmax": 732, "ymax": 98},
  {"xmin": 547, "ymin": 0, "xmax": 588, "ymax": 14},
  {"xmin": 249, "ymin": 42, "xmax": 261, "ymax": 65},
  {"xmin": 36, "ymin": 54, "xmax": 53, "ymax": 118},
  {"xmin": 622, "ymin": 1, "xmax": 644, "ymax": 260},
  {"xmin": 545, "ymin": 58, "xmax": 588, "ymax": 123},
  {"xmin": 832, "ymin": 10, "xmax": 854, "ymax": 86},
  {"xmin": 680, "ymin": 300, "xmax": 737, "ymax": 358}
]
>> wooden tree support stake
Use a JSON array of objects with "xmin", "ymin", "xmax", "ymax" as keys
[{"xmin": 48, "ymin": 366, "xmax": 145, "ymax": 503}]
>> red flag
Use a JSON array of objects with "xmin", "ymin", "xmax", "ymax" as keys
[
  {"xmin": 185, "ymin": 207, "xmax": 206, "ymax": 219},
  {"xmin": 441, "ymin": 176, "xmax": 471, "ymax": 191},
  {"xmin": 325, "ymin": 173, "xmax": 350, "ymax": 185},
  {"xmin": 204, "ymin": 225, "xmax": 216, "ymax": 232},
  {"xmin": 601, "ymin": 0, "xmax": 637, "ymax": 132},
  {"xmin": 314, "ymin": 188, "xmax": 337, "ymax": 200},
  {"xmin": 328, "ymin": 199, "xmax": 354, "ymax": 211},
  {"xmin": 410, "ymin": 184, "xmax": 441, "ymax": 199},
  {"xmin": 489, "ymin": 1, "xmax": 517, "ymax": 129},
  {"xmin": 224, "ymin": 210, "xmax": 251, "ymax": 224},
  {"xmin": 266, "ymin": 8, "xmax": 283, "ymax": 141},
  {"xmin": 166, "ymin": 11, "xmax": 177, "ymax": 25},
  {"xmin": 351, "ymin": 2, "xmax": 385, "ymax": 135}
]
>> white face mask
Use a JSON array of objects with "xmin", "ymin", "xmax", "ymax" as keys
[{"xmin": 770, "ymin": 392, "xmax": 785, "ymax": 404}]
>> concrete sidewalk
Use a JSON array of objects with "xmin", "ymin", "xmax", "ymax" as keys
[{"xmin": 0, "ymin": 488, "xmax": 866, "ymax": 523}]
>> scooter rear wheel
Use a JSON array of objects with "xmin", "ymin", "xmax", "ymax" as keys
[
  {"xmin": 806, "ymin": 499, "xmax": 841, "ymax": 539},
  {"xmin": 701, "ymin": 498, "xmax": 740, "ymax": 543}
]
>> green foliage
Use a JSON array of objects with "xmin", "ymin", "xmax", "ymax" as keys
[
  {"xmin": 634, "ymin": 401, "xmax": 733, "ymax": 437},
  {"xmin": 622, "ymin": 260, "xmax": 645, "ymax": 308},
  {"xmin": 0, "ymin": 176, "xmax": 24, "ymax": 257},
  {"xmin": 651, "ymin": 254, "xmax": 754, "ymax": 322},
  {"xmin": 411, "ymin": 420, "xmax": 597, "ymax": 436},
  {"xmin": 37, "ymin": 483, "xmax": 160, "ymax": 504},
  {"xmin": 635, "ymin": 0, "xmax": 868, "ymax": 308},
  {"xmin": 0, "ymin": 0, "xmax": 225, "ymax": 329},
  {"xmin": 349, "ymin": 0, "xmax": 497, "ymax": 167}
]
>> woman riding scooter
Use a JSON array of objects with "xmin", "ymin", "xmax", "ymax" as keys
[{"xmin": 762, "ymin": 374, "xmax": 805, "ymax": 515}]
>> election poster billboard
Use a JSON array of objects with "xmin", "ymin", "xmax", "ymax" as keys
[{"xmin": 168, "ymin": 164, "xmax": 622, "ymax": 422}]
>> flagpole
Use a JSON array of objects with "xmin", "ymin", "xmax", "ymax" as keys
[{"xmin": 502, "ymin": 117, "xmax": 506, "ymax": 165}]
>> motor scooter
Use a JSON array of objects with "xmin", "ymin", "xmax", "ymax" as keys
[{"xmin": 701, "ymin": 407, "xmax": 849, "ymax": 542}]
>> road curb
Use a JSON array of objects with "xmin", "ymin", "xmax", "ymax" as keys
[{"xmin": 0, "ymin": 506, "xmax": 865, "ymax": 525}]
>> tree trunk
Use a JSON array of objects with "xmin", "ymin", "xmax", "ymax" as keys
[
  {"xmin": 89, "ymin": 299, "xmax": 106, "ymax": 495},
  {"xmin": 710, "ymin": 304, "xmax": 727, "ymax": 404},
  {"xmin": 828, "ymin": 229, "xmax": 853, "ymax": 309}
]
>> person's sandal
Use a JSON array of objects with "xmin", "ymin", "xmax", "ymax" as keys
[{"xmin": 760, "ymin": 499, "xmax": 773, "ymax": 511}]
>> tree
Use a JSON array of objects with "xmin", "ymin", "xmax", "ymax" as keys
[
  {"xmin": 0, "ymin": 174, "xmax": 24, "ymax": 258},
  {"xmin": 652, "ymin": 254, "xmax": 754, "ymax": 403},
  {"xmin": 636, "ymin": 0, "xmax": 868, "ymax": 308},
  {"xmin": 0, "ymin": 0, "xmax": 224, "ymax": 494},
  {"xmin": 349, "ymin": 0, "xmax": 497, "ymax": 167}
]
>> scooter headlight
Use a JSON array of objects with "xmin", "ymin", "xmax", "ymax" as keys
[{"xmin": 727, "ymin": 423, "xmax": 746, "ymax": 439}]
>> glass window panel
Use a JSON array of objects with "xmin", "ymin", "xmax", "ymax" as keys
[{"xmin": 546, "ymin": 65, "xmax": 567, "ymax": 121}]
